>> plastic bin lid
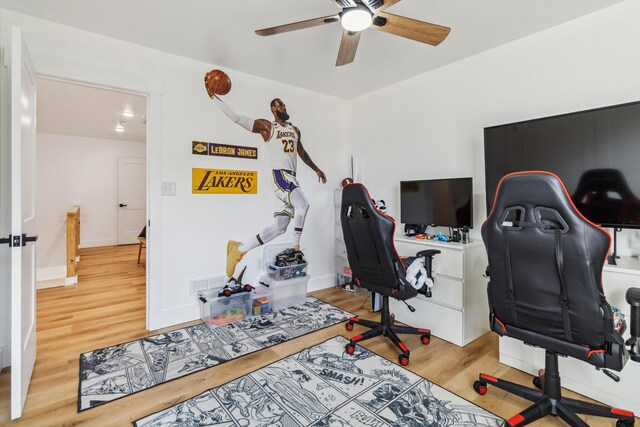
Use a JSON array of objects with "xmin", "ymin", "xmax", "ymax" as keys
[
  {"xmin": 259, "ymin": 274, "xmax": 310, "ymax": 287},
  {"xmin": 197, "ymin": 288, "xmax": 251, "ymax": 301}
]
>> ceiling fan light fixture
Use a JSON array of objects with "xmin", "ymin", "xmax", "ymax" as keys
[{"xmin": 340, "ymin": 6, "xmax": 372, "ymax": 32}]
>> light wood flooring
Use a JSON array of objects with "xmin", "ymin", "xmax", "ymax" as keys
[{"xmin": 0, "ymin": 244, "xmax": 636, "ymax": 426}]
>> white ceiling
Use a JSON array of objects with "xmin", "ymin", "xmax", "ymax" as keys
[
  {"xmin": 1, "ymin": 0, "xmax": 624, "ymax": 99},
  {"xmin": 36, "ymin": 77, "xmax": 147, "ymax": 142}
]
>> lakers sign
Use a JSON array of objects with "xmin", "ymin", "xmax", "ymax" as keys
[{"xmin": 192, "ymin": 168, "xmax": 257, "ymax": 194}]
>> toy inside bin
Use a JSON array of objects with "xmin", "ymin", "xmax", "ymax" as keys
[
  {"xmin": 252, "ymin": 290, "xmax": 272, "ymax": 316},
  {"xmin": 267, "ymin": 262, "xmax": 308, "ymax": 280},
  {"xmin": 198, "ymin": 289, "xmax": 251, "ymax": 327}
]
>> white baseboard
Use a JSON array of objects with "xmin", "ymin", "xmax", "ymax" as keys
[
  {"xmin": 65, "ymin": 275, "xmax": 78, "ymax": 286},
  {"xmin": 36, "ymin": 265, "xmax": 66, "ymax": 282},
  {"xmin": 79, "ymin": 238, "xmax": 118, "ymax": 248},
  {"xmin": 307, "ymin": 274, "xmax": 334, "ymax": 292}
]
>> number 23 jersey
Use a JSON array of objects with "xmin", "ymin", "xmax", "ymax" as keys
[{"xmin": 266, "ymin": 121, "xmax": 298, "ymax": 172}]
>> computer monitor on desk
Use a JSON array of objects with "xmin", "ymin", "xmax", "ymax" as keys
[{"xmin": 400, "ymin": 177, "xmax": 473, "ymax": 239}]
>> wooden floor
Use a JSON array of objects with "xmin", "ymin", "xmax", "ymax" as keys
[{"xmin": 0, "ymin": 245, "xmax": 635, "ymax": 426}]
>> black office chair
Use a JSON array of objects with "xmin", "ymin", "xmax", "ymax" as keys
[
  {"xmin": 474, "ymin": 171, "xmax": 639, "ymax": 427},
  {"xmin": 341, "ymin": 183, "xmax": 439, "ymax": 366}
]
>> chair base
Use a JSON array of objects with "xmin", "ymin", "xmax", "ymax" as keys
[
  {"xmin": 345, "ymin": 295, "xmax": 430, "ymax": 366},
  {"xmin": 474, "ymin": 350, "xmax": 635, "ymax": 427}
]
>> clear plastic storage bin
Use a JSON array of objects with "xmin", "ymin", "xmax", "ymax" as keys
[
  {"xmin": 198, "ymin": 288, "xmax": 251, "ymax": 327},
  {"xmin": 266, "ymin": 262, "xmax": 308, "ymax": 280},
  {"xmin": 259, "ymin": 274, "xmax": 309, "ymax": 312}
]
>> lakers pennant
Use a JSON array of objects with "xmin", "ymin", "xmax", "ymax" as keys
[{"xmin": 192, "ymin": 168, "xmax": 257, "ymax": 194}]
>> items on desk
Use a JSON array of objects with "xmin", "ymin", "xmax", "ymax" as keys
[{"xmin": 433, "ymin": 232, "xmax": 450, "ymax": 242}]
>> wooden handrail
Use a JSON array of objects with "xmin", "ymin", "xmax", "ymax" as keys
[{"xmin": 66, "ymin": 206, "xmax": 80, "ymax": 282}]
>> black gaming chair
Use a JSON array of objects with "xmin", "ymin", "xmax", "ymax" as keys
[
  {"xmin": 474, "ymin": 171, "xmax": 639, "ymax": 427},
  {"xmin": 341, "ymin": 183, "xmax": 439, "ymax": 366}
]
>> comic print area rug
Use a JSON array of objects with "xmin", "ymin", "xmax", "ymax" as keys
[
  {"xmin": 78, "ymin": 297, "xmax": 351, "ymax": 412},
  {"xmin": 134, "ymin": 335, "xmax": 505, "ymax": 427}
]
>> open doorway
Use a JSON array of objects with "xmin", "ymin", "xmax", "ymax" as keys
[{"xmin": 34, "ymin": 77, "xmax": 147, "ymax": 288}]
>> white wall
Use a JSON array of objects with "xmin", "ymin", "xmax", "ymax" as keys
[
  {"xmin": 347, "ymin": 0, "xmax": 640, "ymax": 255},
  {"xmin": 35, "ymin": 133, "xmax": 146, "ymax": 277},
  {"xmin": 0, "ymin": 9, "xmax": 351, "ymax": 334}
]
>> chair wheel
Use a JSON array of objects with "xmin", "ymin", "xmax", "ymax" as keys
[
  {"xmin": 473, "ymin": 380, "xmax": 488, "ymax": 395},
  {"xmin": 421, "ymin": 334, "xmax": 430, "ymax": 345},
  {"xmin": 617, "ymin": 420, "xmax": 634, "ymax": 427},
  {"xmin": 345, "ymin": 322, "xmax": 354, "ymax": 331},
  {"xmin": 345, "ymin": 343, "xmax": 356, "ymax": 355},
  {"xmin": 398, "ymin": 354, "xmax": 410, "ymax": 366},
  {"xmin": 533, "ymin": 376, "xmax": 542, "ymax": 390}
]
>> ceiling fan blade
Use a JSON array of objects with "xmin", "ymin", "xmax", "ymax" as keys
[
  {"xmin": 371, "ymin": 11, "xmax": 450, "ymax": 46},
  {"xmin": 336, "ymin": 30, "xmax": 362, "ymax": 66},
  {"xmin": 256, "ymin": 14, "xmax": 340, "ymax": 36}
]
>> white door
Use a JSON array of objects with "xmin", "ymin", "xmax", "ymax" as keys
[
  {"xmin": 10, "ymin": 27, "xmax": 38, "ymax": 420},
  {"xmin": 117, "ymin": 158, "xmax": 146, "ymax": 244}
]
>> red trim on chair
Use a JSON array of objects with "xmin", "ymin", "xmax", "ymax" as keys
[
  {"xmin": 351, "ymin": 334, "xmax": 363, "ymax": 342},
  {"xmin": 349, "ymin": 317, "xmax": 359, "ymax": 323},
  {"xmin": 399, "ymin": 342, "xmax": 408, "ymax": 352},
  {"xmin": 587, "ymin": 349, "xmax": 605, "ymax": 359},
  {"xmin": 611, "ymin": 408, "xmax": 634, "ymax": 417},
  {"xmin": 480, "ymin": 373, "xmax": 497, "ymax": 383},
  {"xmin": 418, "ymin": 328, "xmax": 430, "ymax": 333},
  {"xmin": 507, "ymin": 414, "xmax": 525, "ymax": 426},
  {"xmin": 494, "ymin": 316, "xmax": 507, "ymax": 333},
  {"xmin": 391, "ymin": 289, "xmax": 398, "ymax": 295}
]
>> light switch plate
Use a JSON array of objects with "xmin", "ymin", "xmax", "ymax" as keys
[{"xmin": 162, "ymin": 181, "xmax": 176, "ymax": 196}]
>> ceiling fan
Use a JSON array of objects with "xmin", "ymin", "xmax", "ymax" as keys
[{"xmin": 255, "ymin": 0, "xmax": 451, "ymax": 66}]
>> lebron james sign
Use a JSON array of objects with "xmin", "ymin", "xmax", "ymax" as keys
[
  {"xmin": 192, "ymin": 140, "xmax": 258, "ymax": 159},
  {"xmin": 192, "ymin": 168, "xmax": 257, "ymax": 194}
]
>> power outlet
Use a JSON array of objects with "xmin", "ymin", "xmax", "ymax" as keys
[{"xmin": 162, "ymin": 181, "xmax": 176, "ymax": 196}]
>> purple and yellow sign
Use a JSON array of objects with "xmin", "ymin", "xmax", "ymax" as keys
[
  {"xmin": 192, "ymin": 140, "xmax": 258, "ymax": 159},
  {"xmin": 192, "ymin": 168, "xmax": 257, "ymax": 194}
]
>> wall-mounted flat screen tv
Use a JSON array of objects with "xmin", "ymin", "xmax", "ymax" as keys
[
  {"xmin": 400, "ymin": 178, "xmax": 473, "ymax": 228},
  {"xmin": 484, "ymin": 101, "xmax": 640, "ymax": 229}
]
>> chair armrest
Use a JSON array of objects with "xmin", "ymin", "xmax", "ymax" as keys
[
  {"xmin": 626, "ymin": 287, "xmax": 640, "ymax": 362},
  {"xmin": 627, "ymin": 287, "xmax": 640, "ymax": 307},
  {"xmin": 416, "ymin": 249, "xmax": 440, "ymax": 259}
]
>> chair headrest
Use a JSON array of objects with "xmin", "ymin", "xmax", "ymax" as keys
[
  {"xmin": 342, "ymin": 183, "xmax": 378, "ymax": 212},
  {"xmin": 488, "ymin": 171, "xmax": 609, "ymax": 236}
]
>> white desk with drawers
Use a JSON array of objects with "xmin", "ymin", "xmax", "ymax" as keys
[{"xmin": 389, "ymin": 236, "xmax": 490, "ymax": 347}]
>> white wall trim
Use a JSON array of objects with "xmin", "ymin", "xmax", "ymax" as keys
[
  {"xmin": 79, "ymin": 239, "xmax": 118, "ymax": 248},
  {"xmin": 307, "ymin": 274, "xmax": 334, "ymax": 293},
  {"xmin": 35, "ymin": 265, "xmax": 65, "ymax": 282}
]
